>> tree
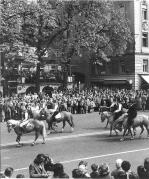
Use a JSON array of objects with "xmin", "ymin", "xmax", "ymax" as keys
[{"xmin": 1, "ymin": 0, "xmax": 133, "ymax": 92}]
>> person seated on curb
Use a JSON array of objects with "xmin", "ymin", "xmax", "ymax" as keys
[
  {"xmin": 111, "ymin": 159, "xmax": 123, "ymax": 179},
  {"xmin": 29, "ymin": 153, "xmax": 49, "ymax": 178},
  {"xmin": 121, "ymin": 160, "xmax": 138, "ymax": 179},
  {"xmin": 72, "ymin": 168, "xmax": 88, "ymax": 178},
  {"xmin": 137, "ymin": 165, "xmax": 146, "ymax": 179},
  {"xmin": 90, "ymin": 163, "xmax": 100, "ymax": 178},
  {"xmin": 3, "ymin": 167, "xmax": 14, "ymax": 178},
  {"xmin": 53, "ymin": 163, "xmax": 69, "ymax": 178},
  {"xmin": 78, "ymin": 160, "xmax": 90, "ymax": 178},
  {"xmin": 144, "ymin": 157, "xmax": 149, "ymax": 179},
  {"xmin": 98, "ymin": 163, "xmax": 111, "ymax": 179}
]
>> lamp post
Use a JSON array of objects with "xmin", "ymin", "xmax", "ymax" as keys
[
  {"xmin": 78, "ymin": 81, "xmax": 80, "ymax": 94},
  {"xmin": 129, "ymin": 79, "xmax": 133, "ymax": 89}
]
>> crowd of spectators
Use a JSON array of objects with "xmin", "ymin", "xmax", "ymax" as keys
[
  {"xmin": 1, "ymin": 155, "xmax": 149, "ymax": 178},
  {"xmin": 0, "ymin": 88, "xmax": 149, "ymax": 122}
]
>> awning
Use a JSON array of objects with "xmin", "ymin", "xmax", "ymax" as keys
[
  {"xmin": 104, "ymin": 79, "xmax": 127, "ymax": 85},
  {"xmin": 141, "ymin": 75, "xmax": 149, "ymax": 84}
]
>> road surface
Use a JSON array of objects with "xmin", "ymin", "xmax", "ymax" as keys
[{"xmin": 1, "ymin": 112, "xmax": 149, "ymax": 177}]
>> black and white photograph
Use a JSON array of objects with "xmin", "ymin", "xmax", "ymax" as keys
[{"xmin": 0, "ymin": 0, "xmax": 149, "ymax": 178}]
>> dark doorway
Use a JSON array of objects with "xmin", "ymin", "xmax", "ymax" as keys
[
  {"xmin": 26, "ymin": 86, "xmax": 36, "ymax": 94},
  {"xmin": 42, "ymin": 86, "xmax": 53, "ymax": 97}
]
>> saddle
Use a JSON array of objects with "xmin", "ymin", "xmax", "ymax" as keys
[{"xmin": 20, "ymin": 120, "xmax": 33, "ymax": 131}]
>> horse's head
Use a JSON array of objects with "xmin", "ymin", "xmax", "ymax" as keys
[
  {"xmin": 6, "ymin": 120, "xmax": 19, "ymax": 133},
  {"xmin": 7, "ymin": 120, "xmax": 13, "ymax": 133}
]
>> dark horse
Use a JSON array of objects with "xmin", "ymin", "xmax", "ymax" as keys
[
  {"xmin": 46, "ymin": 111, "xmax": 74, "ymax": 134},
  {"xmin": 7, "ymin": 119, "xmax": 47, "ymax": 147}
]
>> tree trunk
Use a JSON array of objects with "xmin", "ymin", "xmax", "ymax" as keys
[{"xmin": 35, "ymin": 59, "xmax": 41, "ymax": 94}]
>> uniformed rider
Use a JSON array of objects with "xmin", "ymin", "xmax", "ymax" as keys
[
  {"xmin": 47, "ymin": 100, "xmax": 59, "ymax": 124},
  {"xmin": 110, "ymin": 97, "xmax": 123, "ymax": 121},
  {"xmin": 127, "ymin": 102, "xmax": 137, "ymax": 127},
  {"xmin": 20, "ymin": 107, "xmax": 29, "ymax": 132}
]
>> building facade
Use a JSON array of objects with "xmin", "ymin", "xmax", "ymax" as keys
[{"xmin": 71, "ymin": 0, "xmax": 149, "ymax": 90}]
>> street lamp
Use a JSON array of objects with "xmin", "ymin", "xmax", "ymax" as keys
[{"xmin": 78, "ymin": 81, "xmax": 80, "ymax": 93}]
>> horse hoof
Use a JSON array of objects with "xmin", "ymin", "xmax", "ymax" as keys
[
  {"xmin": 31, "ymin": 143, "xmax": 35, "ymax": 146},
  {"xmin": 42, "ymin": 141, "xmax": 46, "ymax": 144},
  {"xmin": 61, "ymin": 129, "xmax": 64, "ymax": 133},
  {"xmin": 71, "ymin": 128, "xmax": 74, "ymax": 132},
  {"xmin": 47, "ymin": 132, "xmax": 51, "ymax": 135},
  {"xmin": 130, "ymin": 137, "xmax": 134, "ymax": 140},
  {"xmin": 120, "ymin": 138, "xmax": 124, "ymax": 142},
  {"xmin": 16, "ymin": 144, "xmax": 22, "ymax": 148}
]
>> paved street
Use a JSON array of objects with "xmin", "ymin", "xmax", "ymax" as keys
[{"xmin": 1, "ymin": 112, "xmax": 149, "ymax": 177}]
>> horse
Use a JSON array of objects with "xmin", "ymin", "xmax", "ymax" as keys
[
  {"xmin": 6, "ymin": 119, "xmax": 47, "ymax": 147},
  {"xmin": 100, "ymin": 111, "xmax": 120, "ymax": 136},
  {"xmin": 99, "ymin": 107, "xmax": 128, "ymax": 128},
  {"xmin": 113, "ymin": 113, "xmax": 149, "ymax": 141},
  {"xmin": 46, "ymin": 111, "xmax": 74, "ymax": 134}
]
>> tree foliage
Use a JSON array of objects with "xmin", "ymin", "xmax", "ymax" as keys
[{"xmin": 1, "ymin": 0, "xmax": 133, "ymax": 91}]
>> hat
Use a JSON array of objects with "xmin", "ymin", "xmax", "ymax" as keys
[{"xmin": 99, "ymin": 163, "xmax": 110, "ymax": 176}]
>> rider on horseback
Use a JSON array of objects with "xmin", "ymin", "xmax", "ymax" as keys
[
  {"xmin": 111, "ymin": 97, "xmax": 123, "ymax": 121},
  {"xmin": 127, "ymin": 102, "xmax": 137, "ymax": 127},
  {"xmin": 110, "ymin": 97, "xmax": 123, "ymax": 131},
  {"xmin": 47, "ymin": 100, "xmax": 59, "ymax": 125},
  {"xmin": 20, "ymin": 107, "xmax": 29, "ymax": 132}
]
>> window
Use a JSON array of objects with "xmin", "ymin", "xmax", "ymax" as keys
[
  {"xmin": 142, "ymin": 33, "xmax": 148, "ymax": 47},
  {"xmin": 142, "ymin": 9, "xmax": 148, "ymax": 20},
  {"xmin": 143, "ymin": 59, "xmax": 148, "ymax": 72}
]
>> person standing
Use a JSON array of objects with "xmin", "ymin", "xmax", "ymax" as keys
[{"xmin": 141, "ymin": 93, "xmax": 147, "ymax": 111}]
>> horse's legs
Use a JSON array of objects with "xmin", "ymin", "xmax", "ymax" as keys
[
  {"xmin": 109, "ymin": 125, "xmax": 112, "ymax": 137},
  {"xmin": 129, "ymin": 128, "xmax": 134, "ymax": 140},
  {"xmin": 105, "ymin": 120, "xmax": 109, "ymax": 128},
  {"xmin": 66, "ymin": 119, "xmax": 74, "ymax": 132},
  {"xmin": 139, "ymin": 125, "xmax": 144, "ymax": 137},
  {"xmin": 62, "ymin": 121, "xmax": 66, "ymax": 132},
  {"xmin": 120, "ymin": 127, "xmax": 128, "ymax": 141},
  {"xmin": 32, "ymin": 131, "xmax": 39, "ymax": 146},
  {"xmin": 16, "ymin": 135, "xmax": 22, "ymax": 147}
]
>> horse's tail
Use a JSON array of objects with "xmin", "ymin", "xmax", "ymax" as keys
[
  {"xmin": 70, "ymin": 114, "xmax": 74, "ymax": 128},
  {"xmin": 40, "ymin": 121, "xmax": 47, "ymax": 138}
]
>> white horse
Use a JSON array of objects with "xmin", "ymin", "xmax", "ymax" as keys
[
  {"xmin": 113, "ymin": 113, "xmax": 149, "ymax": 141},
  {"xmin": 100, "ymin": 111, "xmax": 120, "ymax": 136},
  {"xmin": 7, "ymin": 119, "xmax": 47, "ymax": 147}
]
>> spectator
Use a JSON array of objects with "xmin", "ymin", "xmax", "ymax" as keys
[
  {"xmin": 144, "ymin": 157, "xmax": 149, "ymax": 179},
  {"xmin": 72, "ymin": 168, "xmax": 87, "ymax": 178},
  {"xmin": 78, "ymin": 160, "xmax": 90, "ymax": 178},
  {"xmin": 98, "ymin": 163, "xmax": 111, "ymax": 179},
  {"xmin": 29, "ymin": 153, "xmax": 49, "ymax": 178},
  {"xmin": 111, "ymin": 159, "xmax": 123, "ymax": 179},
  {"xmin": 141, "ymin": 93, "xmax": 147, "ymax": 111},
  {"xmin": 137, "ymin": 165, "xmax": 146, "ymax": 179},
  {"xmin": 0, "ymin": 173, "xmax": 5, "ymax": 178},
  {"xmin": 90, "ymin": 163, "xmax": 100, "ymax": 178},
  {"xmin": 53, "ymin": 163, "xmax": 69, "ymax": 178},
  {"xmin": 121, "ymin": 160, "xmax": 138, "ymax": 179},
  {"xmin": 4, "ymin": 167, "xmax": 14, "ymax": 178},
  {"xmin": 43, "ymin": 154, "xmax": 54, "ymax": 172},
  {"xmin": 16, "ymin": 174, "xmax": 25, "ymax": 178}
]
